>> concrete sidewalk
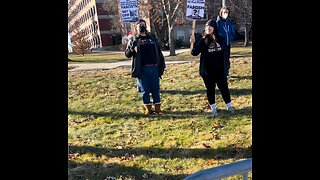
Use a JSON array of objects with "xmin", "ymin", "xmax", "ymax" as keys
[{"xmin": 68, "ymin": 48, "xmax": 191, "ymax": 72}]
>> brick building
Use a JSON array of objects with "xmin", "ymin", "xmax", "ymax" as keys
[{"xmin": 68, "ymin": 0, "xmax": 118, "ymax": 50}]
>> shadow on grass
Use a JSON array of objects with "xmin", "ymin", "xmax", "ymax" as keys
[
  {"xmin": 231, "ymin": 55, "xmax": 252, "ymax": 59},
  {"xmin": 161, "ymin": 89, "xmax": 206, "ymax": 95},
  {"xmin": 218, "ymin": 107, "xmax": 252, "ymax": 116},
  {"xmin": 161, "ymin": 88, "xmax": 251, "ymax": 96},
  {"xmin": 68, "ymin": 109, "xmax": 206, "ymax": 120},
  {"xmin": 230, "ymin": 75, "xmax": 252, "ymax": 80},
  {"xmin": 69, "ymin": 146, "xmax": 252, "ymax": 160},
  {"xmin": 68, "ymin": 59, "xmax": 83, "ymax": 62},
  {"xmin": 68, "ymin": 161, "xmax": 187, "ymax": 180},
  {"xmin": 68, "ymin": 110, "xmax": 145, "ymax": 119},
  {"xmin": 230, "ymin": 50, "xmax": 252, "ymax": 59},
  {"xmin": 231, "ymin": 41, "xmax": 252, "ymax": 47},
  {"xmin": 68, "ymin": 146, "xmax": 251, "ymax": 179},
  {"xmin": 229, "ymin": 88, "xmax": 251, "ymax": 96},
  {"xmin": 68, "ymin": 106, "xmax": 251, "ymax": 120}
]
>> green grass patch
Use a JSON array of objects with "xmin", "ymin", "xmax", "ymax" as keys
[
  {"xmin": 165, "ymin": 50, "xmax": 196, "ymax": 62},
  {"xmin": 68, "ymin": 52, "xmax": 129, "ymax": 64},
  {"xmin": 68, "ymin": 45, "xmax": 252, "ymax": 179}
]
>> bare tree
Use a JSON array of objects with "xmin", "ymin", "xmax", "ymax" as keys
[
  {"xmin": 134, "ymin": 0, "xmax": 185, "ymax": 55},
  {"xmin": 102, "ymin": 0, "xmax": 122, "ymax": 34},
  {"xmin": 229, "ymin": 0, "xmax": 252, "ymax": 46},
  {"xmin": 161, "ymin": 0, "xmax": 183, "ymax": 56},
  {"xmin": 71, "ymin": 21, "xmax": 92, "ymax": 56},
  {"xmin": 108, "ymin": 0, "xmax": 188, "ymax": 54},
  {"xmin": 142, "ymin": 1, "xmax": 168, "ymax": 49}
]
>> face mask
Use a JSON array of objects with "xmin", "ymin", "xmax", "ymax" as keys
[
  {"xmin": 222, "ymin": 13, "xmax": 228, "ymax": 19},
  {"xmin": 139, "ymin": 26, "xmax": 146, "ymax": 33}
]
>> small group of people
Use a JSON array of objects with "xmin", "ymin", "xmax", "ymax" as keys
[{"xmin": 125, "ymin": 7, "xmax": 235, "ymax": 117}]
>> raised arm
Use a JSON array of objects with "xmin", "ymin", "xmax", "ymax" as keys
[
  {"xmin": 190, "ymin": 35, "xmax": 203, "ymax": 56},
  {"xmin": 125, "ymin": 39, "xmax": 137, "ymax": 58}
]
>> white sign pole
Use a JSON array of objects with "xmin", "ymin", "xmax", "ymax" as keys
[
  {"xmin": 222, "ymin": 0, "xmax": 226, "ymax": 7},
  {"xmin": 190, "ymin": 20, "xmax": 196, "ymax": 50}
]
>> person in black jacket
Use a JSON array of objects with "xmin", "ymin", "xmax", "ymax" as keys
[
  {"xmin": 190, "ymin": 19, "xmax": 234, "ymax": 116},
  {"xmin": 125, "ymin": 19, "xmax": 166, "ymax": 116}
]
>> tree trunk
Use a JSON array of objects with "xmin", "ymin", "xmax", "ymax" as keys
[
  {"xmin": 169, "ymin": 29, "xmax": 176, "ymax": 56},
  {"xmin": 159, "ymin": 20, "xmax": 168, "ymax": 49},
  {"xmin": 150, "ymin": 20, "xmax": 157, "ymax": 38},
  {"xmin": 168, "ymin": 24, "xmax": 176, "ymax": 56},
  {"xmin": 159, "ymin": 26, "xmax": 165, "ymax": 48},
  {"xmin": 243, "ymin": 24, "xmax": 250, "ymax": 46}
]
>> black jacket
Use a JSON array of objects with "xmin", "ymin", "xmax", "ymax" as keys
[
  {"xmin": 125, "ymin": 34, "xmax": 165, "ymax": 78},
  {"xmin": 191, "ymin": 35, "xmax": 225, "ymax": 79}
]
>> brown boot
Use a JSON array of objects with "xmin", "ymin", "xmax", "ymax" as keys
[
  {"xmin": 154, "ymin": 104, "xmax": 163, "ymax": 115},
  {"xmin": 144, "ymin": 105, "xmax": 152, "ymax": 116}
]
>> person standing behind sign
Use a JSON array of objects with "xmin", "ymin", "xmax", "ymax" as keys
[
  {"xmin": 216, "ymin": 6, "xmax": 235, "ymax": 78},
  {"xmin": 125, "ymin": 19, "xmax": 166, "ymax": 116}
]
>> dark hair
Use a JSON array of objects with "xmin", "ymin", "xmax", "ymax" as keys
[
  {"xmin": 205, "ymin": 19, "xmax": 216, "ymax": 29},
  {"xmin": 136, "ymin": 18, "xmax": 146, "ymax": 25},
  {"xmin": 204, "ymin": 20, "xmax": 218, "ymax": 47}
]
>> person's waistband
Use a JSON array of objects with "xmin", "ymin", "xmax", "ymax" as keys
[{"xmin": 144, "ymin": 64, "xmax": 157, "ymax": 66}]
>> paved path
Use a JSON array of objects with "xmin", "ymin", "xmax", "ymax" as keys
[{"xmin": 68, "ymin": 49, "xmax": 191, "ymax": 72}]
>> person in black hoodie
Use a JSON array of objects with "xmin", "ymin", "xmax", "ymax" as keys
[
  {"xmin": 125, "ymin": 19, "xmax": 166, "ymax": 116},
  {"xmin": 190, "ymin": 19, "xmax": 234, "ymax": 116}
]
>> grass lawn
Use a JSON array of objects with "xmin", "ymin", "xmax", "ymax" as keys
[
  {"xmin": 68, "ymin": 42, "xmax": 252, "ymax": 180},
  {"xmin": 68, "ymin": 52, "xmax": 129, "ymax": 64},
  {"xmin": 67, "ymin": 51, "xmax": 193, "ymax": 64}
]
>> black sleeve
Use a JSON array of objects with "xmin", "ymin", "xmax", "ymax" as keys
[
  {"xmin": 191, "ymin": 36, "xmax": 203, "ymax": 56},
  {"xmin": 124, "ymin": 40, "xmax": 137, "ymax": 58},
  {"xmin": 156, "ymin": 38, "xmax": 166, "ymax": 76}
]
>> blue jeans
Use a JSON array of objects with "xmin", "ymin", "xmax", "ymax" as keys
[{"xmin": 137, "ymin": 66, "xmax": 161, "ymax": 105}]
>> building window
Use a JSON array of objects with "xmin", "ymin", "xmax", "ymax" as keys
[{"xmin": 97, "ymin": 36, "xmax": 100, "ymax": 46}]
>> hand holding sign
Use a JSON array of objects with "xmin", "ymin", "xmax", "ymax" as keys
[{"xmin": 190, "ymin": 34, "xmax": 195, "ymax": 44}]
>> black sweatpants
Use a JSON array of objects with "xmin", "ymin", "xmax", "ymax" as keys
[{"xmin": 202, "ymin": 76, "xmax": 231, "ymax": 105}]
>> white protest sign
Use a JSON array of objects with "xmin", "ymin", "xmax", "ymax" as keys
[
  {"xmin": 120, "ymin": 0, "xmax": 139, "ymax": 22},
  {"xmin": 186, "ymin": 0, "xmax": 205, "ymax": 20}
]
